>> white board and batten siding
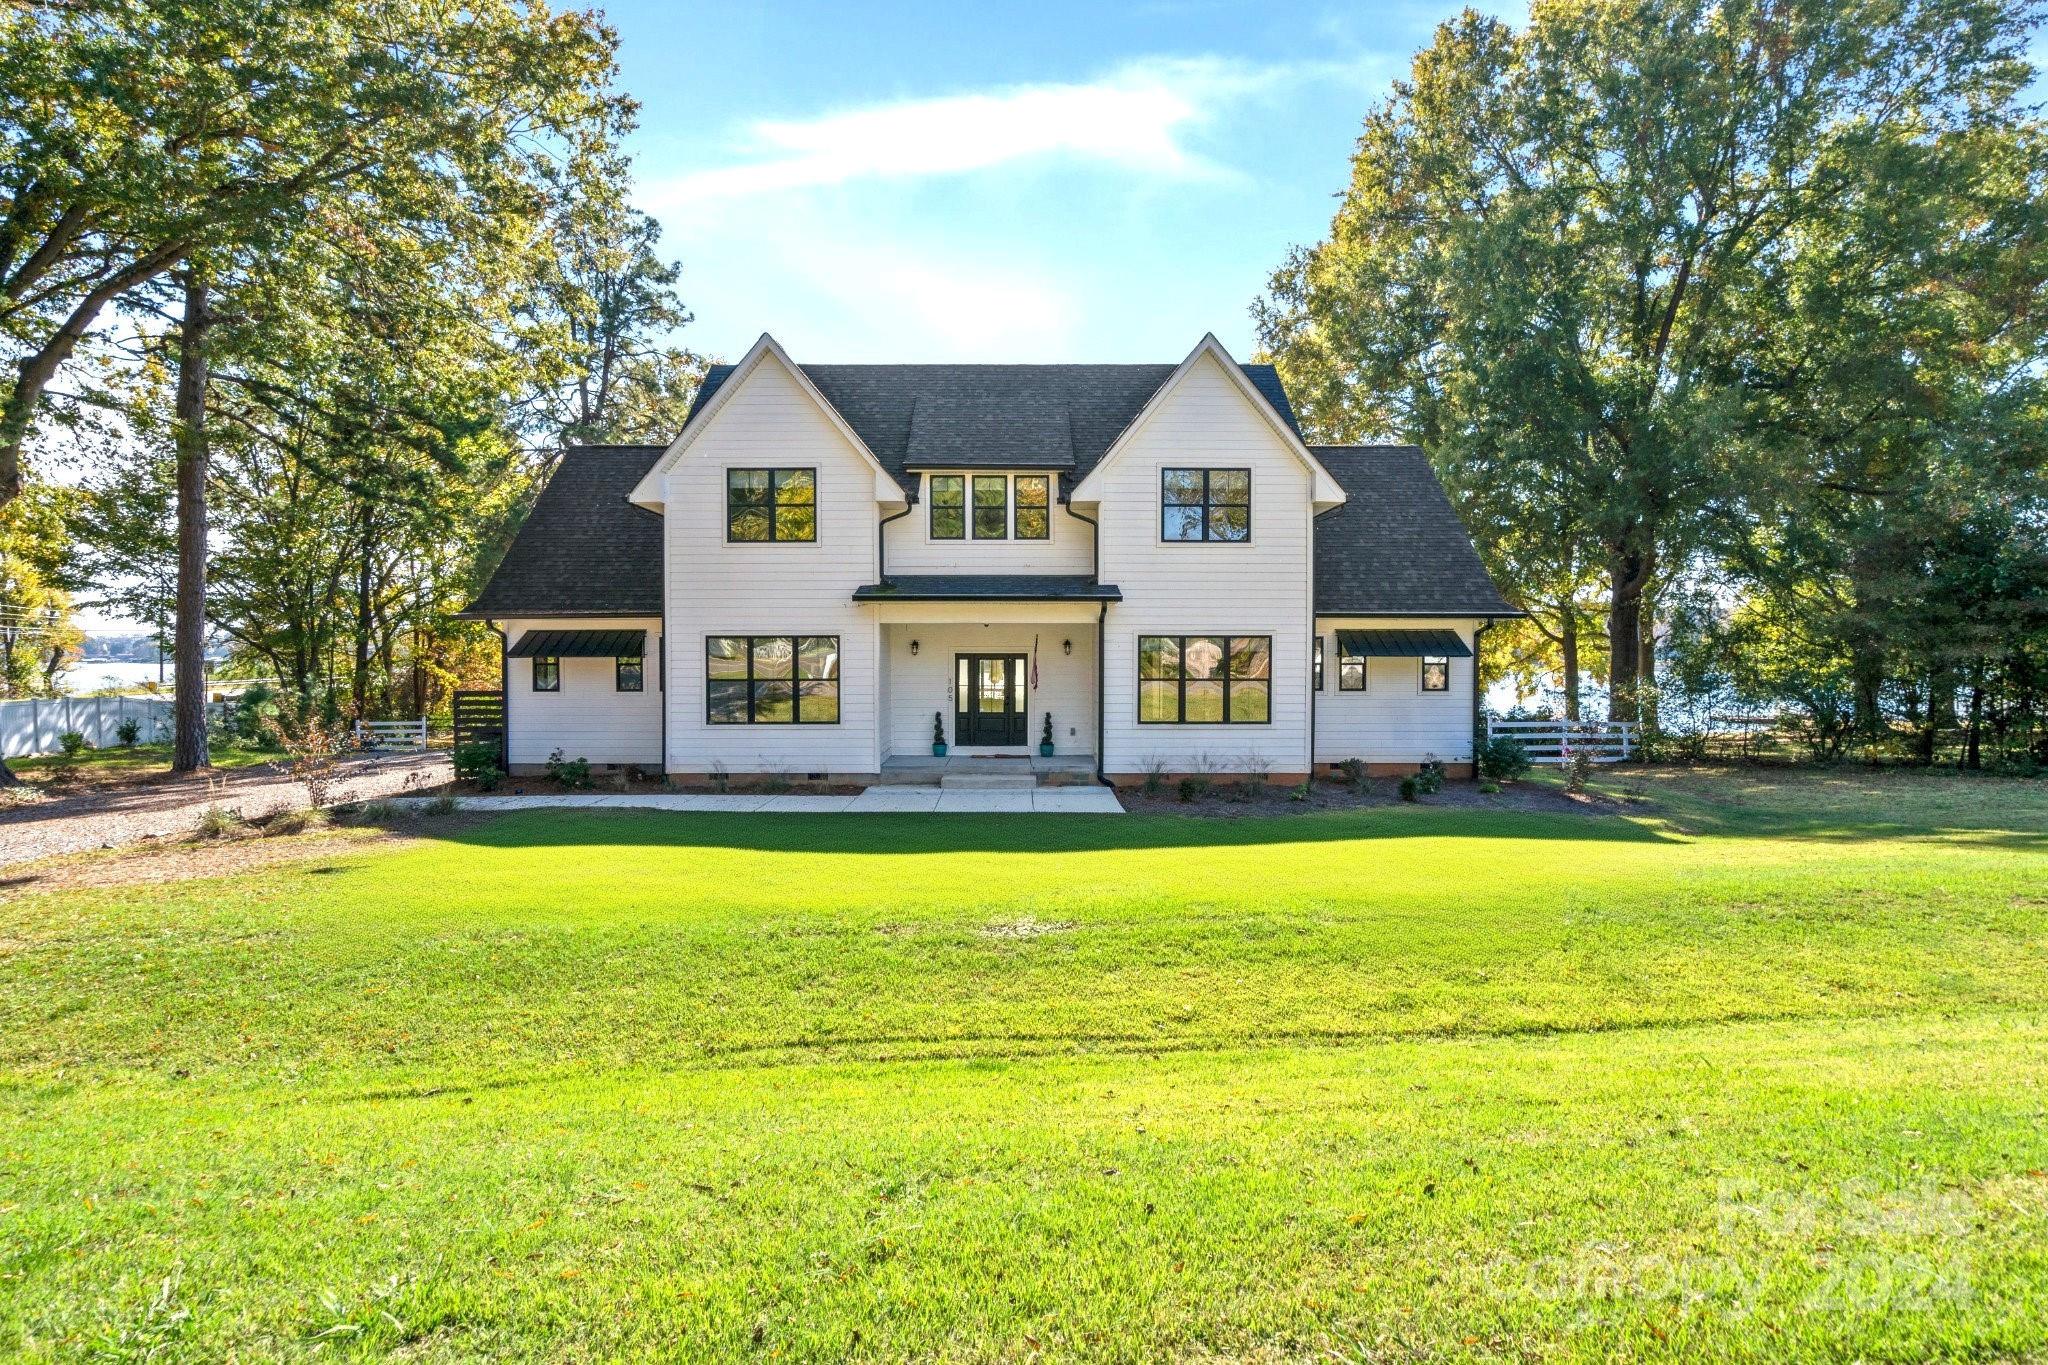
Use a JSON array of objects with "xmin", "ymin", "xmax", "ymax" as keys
[
  {"xmin": 1089, "ymin": 351, "xmax": 1317, "ymax": 775},
  {"xmin": 658, "ymin": 350, "xmax": 883, "ymax": 775},
  {"xmin": 502, "ymin": 615, "xmax": 663, "ymax": 769},
  {"xmin": 1312, "ymin": 616, "xmax": 1482, "ymax": 767}
]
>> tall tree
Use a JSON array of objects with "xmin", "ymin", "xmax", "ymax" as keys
[
  {"xmin": 1258, "ymin": 0, "xmax": 2044, "ymax": 722},
  {"xmin": 170, "ymin": 267, "xmax": 211, "ymax": 769}
]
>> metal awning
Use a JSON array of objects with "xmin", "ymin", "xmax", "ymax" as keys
[
  {"xmin": 507, "ymin": 628, "xmax": 646, "ymax": 658},
  {"xmin": 1334, "ymin": 627, "xmax": 1471, "ymax": 657},
  {"xmin": 852, "ymin": 575, "xmax": 1121, "ymax": 602}
]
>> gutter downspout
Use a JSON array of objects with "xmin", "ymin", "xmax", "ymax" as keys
[
  {"xmin": 485, "ymin": 618, "xmax": 509, "ymax": 772},
  {"xmin": 874, "ymin": 496, "xmax": 916, "ymax": 775},
  {"xmin": 1471, "ymin": 616, "xmax": 1496, "ymax": 776},
  {"xmin": 1308, "ymin": 504, "xmax": 1342, "ymax": 787},
  {"xmin": 1061, "ymin": 491, "xmax": 1112, "ymax": 788}
]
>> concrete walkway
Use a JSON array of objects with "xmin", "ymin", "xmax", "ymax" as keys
[{"xmin": 392, "ymin": 787, "xmax": 1125, "ymax": 815}]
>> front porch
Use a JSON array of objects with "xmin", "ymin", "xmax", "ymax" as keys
[{"xmin": 876, "ymin": 753, "xmax": 1097, "ymax": 786}]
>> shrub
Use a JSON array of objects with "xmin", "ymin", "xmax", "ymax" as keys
[
  {"xmin": 1476, "ymin": 735, "xmax": 1532, "ymax": 783},
  {"xmin": 453, "ymin": 741, "xmax": 504, "ymax": 791},
  {"xmin": 264, "ymin": 807, "xmax": 330, "ymax": 836},
  {"xmin": 1565, "ymin": 749, "xmax": 1593, "ymax": 795},
  {"xmin": 1643, "ymin": 728, "xmax": 1709, "ymax": 764},
  {"xmin": 1141, "ymin": 760, "xmax": 1168, "ymax": 797},
  {"xmin": 1398, "ymin": 775, "xmax": 1420, "ymax": 801},
  {"xmin": 1337, "ymin": 757, "xmax": 1367, "ymax": 790},
  {"xmin": 1177, "ymin": 773, "xmax": 1211, "ymax": 803},
  {"xmin": 114, "ymin": 717, "xmax": 141, "ymax": 748},
  {"xmin": 264, "ymin": 700, "xmax": 350, "ymax": 809},
  {"xmin": 422, "ymin": 794, "xmax": 460, "ymax": 817},
  {"xmin": 710, "ymin": 759, "xmax": 729, "ymax": 793},
  {"xmin": 193, "ymin": 803, "xmax": 242, "ymax": 839},
  {"xmin": 1415, "ymin": 760, "xmax": 1446, "ymax": 796},
  {"xmin": 543, "ymin": 748, "xmax": 591, "ymax": 789},
  {"xmin": 1288, "ymin": 778, "xmax": 1311, "ymax": 802},
  {"xmin": 1479, "ymin": 781, "xmax": 1502, "ymax": 795},
  {"xmin": 57, "ymin": 730, "xmax": 88, "ymax": 758},
  {"xmin": 232, "ymin": 682, "xmax": 279, "ymax": 742}
]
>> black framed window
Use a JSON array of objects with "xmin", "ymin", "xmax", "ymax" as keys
[
  {"xmin": 706, "ymin": 636, "xmax": 839, "ymax": 724},
  {"xmin": 1162, "ymin": 468, "xmax": 1250, "ymax": 542},
  {"xmin": 1014, "ymin": 475, "xmax": 1050, "ymax": 539},
  {"xmin": 1137, "ymin": 635, "xmax": 1271, "ymax": 723},
  {"xmin": 531, "ymin": 656, "xmax": 560, "ymax": 692},
  {"xmin": 972, "ymin": 475, "xmax": 1008, "ymax": 539},
  {"xmin": 929, "ymin": 475, "xmax": 965, "ymax": 539},
  {"xmin": 1339, "ymin": 640, "xmax": 1367, "ymax": 691},
  {"xmin": 727, "ymin": 468, "xmax": 816, "ymax": 542},
  {"xmin": 1313, "ymin": 635, "xmax": 1324, "ymax": 691},
  {"xmin": 616, "ymin": 656, "xmax": 643, "ymax": 692},
  {"xmin": 1421, "ymin": 655, "xmax": 1450, "ymax": 692}
]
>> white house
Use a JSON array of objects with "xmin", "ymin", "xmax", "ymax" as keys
[{"xmin": 459, "ymin": 333, "xmax": 1518, "ymax": 784}]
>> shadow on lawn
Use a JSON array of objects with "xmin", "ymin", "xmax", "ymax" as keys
[{"xmin": 397, "ymin": 804, "xmax": 1684, "ymax": 857}]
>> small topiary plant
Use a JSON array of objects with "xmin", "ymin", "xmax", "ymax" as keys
[
  {"xmin": 57, "ymin": 730, "xmax": 88, "ymax": 758},
  {"xmin": 115, "ymin": 717, "xmax": 141, "ymax": 748}
]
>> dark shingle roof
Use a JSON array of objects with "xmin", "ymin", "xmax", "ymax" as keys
[
  {"xmin": 1311, "ymin": 445, "xmax": 1518, "ymax": 618},
  {"xmin": 460, "ymin": 445, "xmax": 665, "ymax": 619},
  {"xmin": 852, "ymin": 575, "xmax": 1121, "ymax": 602},
  {"xmin": 686, "ymin": 362, "xmax": 1303, "ymax": 482}
]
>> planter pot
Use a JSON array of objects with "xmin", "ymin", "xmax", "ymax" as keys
[
  {"xmin": 932, "ymin": 743, "xmax": 947, "ymax": 757},
  {"xmin": 1039, "ymin": 744, "xmax": 1055, "ymax": 757}
]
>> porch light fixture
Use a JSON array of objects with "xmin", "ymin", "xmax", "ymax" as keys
[
  {"xmin": 910, "ymin": 639, "xmax": 920, "ymax": 656},
  {"xmin": 1062, "ymin": 639, "xmax": 1072, "ymax": 656}
]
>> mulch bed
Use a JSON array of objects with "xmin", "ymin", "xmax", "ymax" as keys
[{"xmin": 1117, "ymin": 776, "xmax": 1622, "ymax": 817}]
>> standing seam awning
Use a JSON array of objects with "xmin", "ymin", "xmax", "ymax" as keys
[
  {"xmin": 1334, "ymin": 628, "xmax": 1471, "ymax": 658},
  {"xmin": 507, "ymin": 628, "xmax": 646, "ymax": 658}
]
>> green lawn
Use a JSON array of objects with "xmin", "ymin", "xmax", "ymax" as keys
[
  {"xmin": 11, "ymin": 742, "xmax": 282, "ymax": 784},
  {"xmin": 2, "ymin": 769, "xmax": 2045, "ymax": 1360}
]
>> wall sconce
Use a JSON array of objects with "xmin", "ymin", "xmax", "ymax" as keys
[
  {"xmin": 910, "ymin": 639, "xmax": 920, "ymax": 656},
  {"xmin": 1062, "ymin": 639, "xmax": 1072, "ymax": 656}
]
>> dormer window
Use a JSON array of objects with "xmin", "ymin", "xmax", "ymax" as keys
[{"xmin": 925, "ymin": 473, "xmax": 1051, "ymax": 541}]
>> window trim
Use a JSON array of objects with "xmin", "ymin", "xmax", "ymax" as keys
[
  {"xmin": 616, "ymin": 655, "xmax": 643, "ymax": 692},
  {"xmin": 1135, "ymin": 635, "xmax": 1274, "ymax": 725},
  {"xmin": 1420, "ymin": 654, "xmax": 1451, "ymax": 694},
  {"xmin": 704, "ymin": 635, "xmax": 842, "ymax": 725},
  {"xmin": 1338, "ymin": 639, "xmax": 1368, "ymax": 692},
  {"xmin": 531, "ymin": 656, "xmax": 560, "ymax": 692},
  {"xmin": 1160, "ymin": 467, "xmax": 1252, "ymax": 544},
  {"xmin": 725, "ymin": 467, "xmax": 818, "ymax": 544}
]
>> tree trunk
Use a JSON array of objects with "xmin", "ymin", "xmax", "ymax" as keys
[
  {"xmin": 1637, "ymin": 588, "xmax": 1659, "ymax": 735},
  {"xmin": 1964, "ymin": 666, "xmax": 1985, "ymax": 771},
  {"xmin": 1559, "ymin": 604, "xmax": 1582, "ymax": 721},
  {"xmin": 172, "ymin": 267, "xmax": 213, "ymax": 774},
  {"xmin": 1606, "ymin": 540, "xmax": 1655, "ymax": 723},
  {"xmin": 351, "ymin": 502, "xmax": 373, "ymax": 721}
]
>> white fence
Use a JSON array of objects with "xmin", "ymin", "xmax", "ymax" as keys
[
  {"xmin": 353, "ymin": 718, "xmax": 428, "ymax": 752},
  {"xmin": 1487, "ymin": 717, "xmax": 1639, "ymax": 764},
  {"xmin": 0, "ymin": 695, "xmax": 183, "ymax": 758}
]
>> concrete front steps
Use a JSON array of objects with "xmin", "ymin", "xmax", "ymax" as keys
[
  {"xmin": 878, "ymin": 755, "xmax": 1097, "ymax": 789},
  {"xmin": 939, "ymin": 772, "xmax": 1038, "ymax": 791}
]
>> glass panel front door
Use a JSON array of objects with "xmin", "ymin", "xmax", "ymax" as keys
[{"xmin": 955, "ymin": 654, "xmax": 1028, "ymax": 746}]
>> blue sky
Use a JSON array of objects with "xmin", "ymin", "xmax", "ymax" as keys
[{"xmin": 606, "ymin": 0, "xmax": 1518, "ymax": 365}]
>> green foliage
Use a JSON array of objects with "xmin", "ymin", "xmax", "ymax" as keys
[
  {"xmin": 1477, "ymin": 735, "xmax": 1532, "ymax": 783},
  {"xmin": 56, "ymin": 729, "xmax": 87, "ymax": 757},
  {"xmin": 1176, "ymin": 773, "xmax": 1210, "ymax": 803},
  {"xmin": 1398, "ymin": 774, "xmax": 1420, "ymax": 801},
  {"xmin": 113, "ymin": 717, "xmax": 140, "ymax": 748},
  {"xmin": 1337, "ymin": 757, "xmax": 1368, "ymax": 791},
  {"xmin": 1141, "ymin": 761, "xmax": 1167, "ymax": 797},
  {"xmin": 191, "ymin": 802, "xmax": 241, "ymax": 839},
  {"xmin": 1414, "ymin": 761, "xmax": 1446, "ymax": 796},
  {"xmin": 453, "ymin": 741, "xmax": 503, "ymax": 791},
  {"xmin": 544, "ymin": 748, "xmax": 591, "ymax": 790}
]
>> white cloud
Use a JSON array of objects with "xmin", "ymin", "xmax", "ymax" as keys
[{"xmin": 643, "ymin": 57, "xmax": 1311, "ymax": 211}]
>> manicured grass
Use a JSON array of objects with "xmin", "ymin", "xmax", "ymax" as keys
[{"xmin": 2, "ymin": 768, "xmax": 2045, "ymax": 1360}]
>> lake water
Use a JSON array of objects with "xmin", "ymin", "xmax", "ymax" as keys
[{"xmin": 59, "ymin": 660, "xmax": 174, "ymax": 694}]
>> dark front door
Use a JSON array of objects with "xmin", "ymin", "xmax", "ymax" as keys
[{"xmin": 955, "ymin": 654, "xmax": 1028, "ymax": 747}]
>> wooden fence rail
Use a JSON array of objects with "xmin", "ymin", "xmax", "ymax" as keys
[
  {"xmin": 352, "ymin": 719, "xmax": 428, "ymax": 752},
  {"xmin": 1486, "ymin": 717, "xmax": 1639, "ymax": 764}
]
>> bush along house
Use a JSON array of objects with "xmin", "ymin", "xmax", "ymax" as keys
[{"xmin": 459, "ymin": 333, "xmax": 1518, "ymax": 783}]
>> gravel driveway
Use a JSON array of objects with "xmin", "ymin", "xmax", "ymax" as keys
[{"xmin": 0, "ymin": 751, "xmax": 452, "ymax": 868}]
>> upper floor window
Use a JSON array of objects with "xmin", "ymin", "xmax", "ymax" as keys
[
  {"xmin": 1162, "ymin": 468, "xmax": 1250, "ymax": 542},
  {"xmin": 926, "ymin": 473, "xmax": 1051, "ymax": 541},
  {"xmin": 1421, "ymin": 655, "xmax": 1450, "ymax": 692},
  {"xmin": 728, "ymin": 468, "xmax": 816, "ymax": 543},
  {"xmin": 1138, "ymin": 635, "xmax": 1271, "ymax": 724},
  {"xmin": 706, "ymin": 635, "xmax": 840, "ymax": 724},
  {"xmin": 531, "ymin": 656, "xmax": 560, "ymax": 692}
]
